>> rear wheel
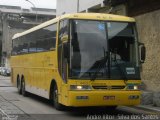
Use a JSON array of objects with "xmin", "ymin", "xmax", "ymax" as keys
[
  {"xmin": 21, "ymin": 79, "xmax": 28, "ymax": 97},
  {"xmin": 53, "ymin": 84, "xmax": 65, "ymax": 110},
  {"xmin": 17, "ymin": 78, "xmax": 22, "ymax": 94}
]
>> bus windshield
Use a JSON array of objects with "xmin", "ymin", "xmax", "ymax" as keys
[{"xmin": 69, "ymin": 20, "xmax": 140, "ymax": 80}]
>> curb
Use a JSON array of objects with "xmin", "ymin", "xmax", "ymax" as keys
[{"xmin": 135, "ymin": 105, "xmax": 160, "ymax": 112}]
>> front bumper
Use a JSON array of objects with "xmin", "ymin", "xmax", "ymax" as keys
[{"xmin": 67, "ymin": 90, "xmax": 141, "ymax": 107}]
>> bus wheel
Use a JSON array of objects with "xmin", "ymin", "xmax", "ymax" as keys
[
  {"xmin": 17, "ymin": 78, "xmax": 22, "ymax": 94},
  {"xmin": 53, "ymin": 84, "xmax": 64, "ymax": 111},
  {"xmin": 21, "ymin": 79, "xmax": 28, "ymax": 97}
]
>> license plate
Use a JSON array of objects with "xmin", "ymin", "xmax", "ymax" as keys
[{"xmin": 103, "ymin": 96, "xmax": 115, "ymax": 100}]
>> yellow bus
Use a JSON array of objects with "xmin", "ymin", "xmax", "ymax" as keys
[{"xmin": 11, "ymin": 13, "xmax": 145, "ymax": 110}]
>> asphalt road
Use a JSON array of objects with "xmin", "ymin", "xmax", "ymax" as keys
[{"xmin": 0, "ymin": 76, "xmax": 159, "ymax": 120}]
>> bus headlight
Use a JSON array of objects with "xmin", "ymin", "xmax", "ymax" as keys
[
  {"xmin": 134, "ymin": 85, "xmax": 138, "ymax": 90},
  {"xmin": 70, "ymin": 85, "xmax": 92, "ymax": 90},
  {"xmin": 127, "ymin": 85, "xmax": 139, "ymax": 90}
]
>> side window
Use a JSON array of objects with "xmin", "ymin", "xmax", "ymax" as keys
[
  {"xmin": 36, "ymin": 29, "xmax": 45, "ymax": 52},
  {"xmin": 37, "ymin": 23, "xmax": 57, "ymax": 51},
  {"xmin": 12, "ymin": 23, "xmax": 57, "ymax": 55},
  {"xmin": 58, "ymin": 20, "xmax": 69, "ymax": 83},
  {"xmin": 21, "ymin": 36, "xmax": 28, "ymax": 54},
  {"xmin": 63, "ymin": 20, "xmax": 68, "ymax": 36},
  {"xmin": 59, "ymin": 20, "xmax": 68, "ymax": 45},
  {"xmin": 43, "ymin": 24, "xmax": 57, "ymax": 50},
  {"xmin": 28, "ymin": 32, "xmax": 37, "ymax": 53},
  {"xmin": 17, "ymin": 37, "xmax": 23, "ymax": 54},
  {"xmin": 12, "ymin": 37, "xmax": 28, "ymax": 55}
]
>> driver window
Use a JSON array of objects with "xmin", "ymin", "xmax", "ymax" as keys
[
  {"xmin": 59, "ymin": 19, "xmax": 68, "ymax": 44},
  {"xmin": 58, "ymin": 19, "xmax": 69, "ymax": 83}
]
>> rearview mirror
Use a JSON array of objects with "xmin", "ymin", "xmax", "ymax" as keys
[
  {"xmin": 61, "ymin": 35, "xmax": 69, "ymax": 43},
  {"xmin": 139, "ymin": 43, "xmax": 146, "ymax": 63}
]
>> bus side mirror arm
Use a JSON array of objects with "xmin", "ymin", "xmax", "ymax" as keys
[{"xmin": 139, "ymin": 42, "xmax": 146, "ymax": 63}]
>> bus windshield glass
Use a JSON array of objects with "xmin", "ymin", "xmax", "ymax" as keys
[{"xmin": 69, "ymin": 20, "xmax": 140, "ymax": 80}]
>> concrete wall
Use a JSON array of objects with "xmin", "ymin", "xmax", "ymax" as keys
[{"xmin": 135, "ymin": 9, "xmax": 160, "ymax": 92}]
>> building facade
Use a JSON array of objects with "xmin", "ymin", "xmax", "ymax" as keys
[
  {"xmin": 56, "ymin": 0, "xmax": 127, "ymax": 16},
  {"xmin": 56, "ymin": 0, "xmax": 160, "ymax": 93},
  {"xmin": 56, "ymin": 0, "xmax": 104, "ymax": 16},
  {"xmin": 0, "ymin": 5, "xmax": 56, "ymax": 67}
]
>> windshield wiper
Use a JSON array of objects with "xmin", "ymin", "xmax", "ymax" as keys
[
  {"xmin": 90, "ymin": 57, "xmax": 108, "ymax": 81},
  {"xmin": 113, "ymin": 56, "xmax": 128, "ymax": 84},
  {"xmin": 90, "ymin": 49, "xmax": 109, "ymax": 81}
]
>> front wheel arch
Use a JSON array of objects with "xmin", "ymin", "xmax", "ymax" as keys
[
  {"xmin": 49, "ymin": 79, "xmax": 56, "ymax": 100},
  {"xmin": 49, "ymin": 79, "xmax": 65, "ymax": 110}
]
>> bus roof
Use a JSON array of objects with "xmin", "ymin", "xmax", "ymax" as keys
[
  {"xmin": 12, "ymin": 13, "xmax": 135, "ymax": 39},
  {"xmin": 60, "ymin": 13, "xmax": 135, "ymax": 22}
]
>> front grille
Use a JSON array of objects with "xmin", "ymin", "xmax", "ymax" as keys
[{"xmin": 92, "ymin": 85, "xmax": 125, "ymax": 90}]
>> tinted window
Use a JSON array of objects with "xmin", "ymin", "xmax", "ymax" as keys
[
  {"xmin": 59, "ymin": 20, "xmax": 68, "ymax": 44},
  {"xmin": 12, "ymin": 23, "xmax": 57, "ymax": 55},
  {"xmin": 37, "ymin": 24, "xmax": 57, "ymax": 51},
  {"xmin": 21, "ymin": 36, "xmax": 28, "ymax": 53},
  {"xmin": 58, "ymin": 20, "xmax": 69, "ymax": 79},
  {"xmin": 17, "ymin": 37, "xmax": 25, "ymax": 54}
]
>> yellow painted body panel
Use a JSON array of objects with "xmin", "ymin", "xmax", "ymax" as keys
[
  {"xmin": 11, "ymin": 13, "xmax": 141, "ymax": 107},
  {"xmin": 68, "ymin": 91, "xmax": 141, "ymax": 107},
  {"xmin": 11, "ymin": 52, "xmax": 142, "ymax": 107},
  {"xmin": 60, "ymin": 13, "xmax": 135, "ymax": 22},
  {"xmin": 60, "ymin": 80, "xmax": 141, "ymax": 106},
  {"xmin": 11, "ymin": 51, "xmax": 59, "ymax": 94}
]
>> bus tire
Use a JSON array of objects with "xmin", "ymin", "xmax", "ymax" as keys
[
  {"xmin": 17, "ymin": 77, "xmax": 22, "ymax": 94},
  {"xmin": 21, "ymin": 79, "xmax": 28, "ymax": 97},
  {"xmin": 53, "ymin": 84, "xmax": 64, "ymax": 111}
]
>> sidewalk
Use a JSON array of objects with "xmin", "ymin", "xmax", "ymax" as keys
[
  {"xmin": 135, "ymin": 105, "xmax": 160, "ymax": 113},
  {"xmin": 140, "ymin": 90, "xmax": 160, "ymax": 113},
  {"xmin": 0, "ymin": 93, "xmax": 35, "ymax": 120}
]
